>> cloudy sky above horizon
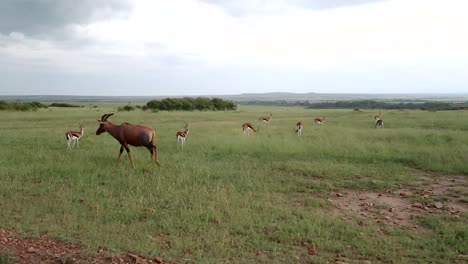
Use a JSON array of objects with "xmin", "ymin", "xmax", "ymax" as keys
[{"xmin": 0, "ymin": 0, "xmax": 467, "ymax": 96}]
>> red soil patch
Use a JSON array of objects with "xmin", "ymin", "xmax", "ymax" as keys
[{"xmin": 0, "ymin": 229, "xmax": 170, "ymax": 264}]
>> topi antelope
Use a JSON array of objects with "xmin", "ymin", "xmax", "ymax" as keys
[
  {"xmin": 96, "ymin": 113, "xmax": 159, "ymax": 168},
  {"xmin": 314, "ymin": 117, "xmax": 325, "ymax": 125},
  {"xmin": 295, "ymin": 121, "xmax": 303, "ymax": 136},
  {"xmin": 176, "ymin": 122, "xmax": 190, "ymax": 149},
  {"xmin": 258, "ymin": 113, "xmax": 272, "ymax": 126},
  {"xmin": 242, "ymin": 123, "xmax": 257, "ymax": 135},
  {"xmin": 65, "ymin": 124, "xmax": 84, "ymax": 149}
]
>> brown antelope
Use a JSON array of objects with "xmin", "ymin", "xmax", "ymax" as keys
[
  {"xmin": 375, "ymin": 118, "xmax": 384, "ymax": 128},
  {"xmin": 65, "ymin": 124, "xmax": 84, "ymax": 149},
  {"xmin": 314, "ymin": 117, "xmax": 325, "ymax": 125},
  {"xmin": 176, "ymin": 122, "xmax": 190, "ymax": 149},
  {"xmin": 242, "ymin": 123, "xmax": 257, "ymax": 135},
  {"xmin": 96, "ymin": 113, "xmax": 159, "ymax": 167},
  {"xmin": 295, "ymin": 121, "xmax": 303, "ymax": 136},
  {"xmin": 258, "ymin": 113, "xmax": 272, "ymax": 126}
]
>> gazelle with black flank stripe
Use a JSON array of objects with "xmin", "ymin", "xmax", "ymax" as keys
[
  {"xmin": 375, "ymin": 116, "xmax": 384, "ymax": 128},
  {"xmin": 258, "ymin": 113, "xmax": 272, "ymax": 126},
  {"xmin": 96, "ymin": 113, "xmax": 159, "ymax": 168},
  {"xmin": 242, "ymin": 123, "xmax": 257, "ymax": 135},
  {"xmin": 176, "ymin": 122, "xmax": 190, "ymax": 149},
  {"xmin": 65, "ymin": 123, "xmax": 84, "ymax": 149},
  {"xmin": 295, "ymin": 121, "xmax": 303, "ymax": 136},
  {"xmin": 314, "ymin": 117, "xmax": 325, "ymax": 125}
]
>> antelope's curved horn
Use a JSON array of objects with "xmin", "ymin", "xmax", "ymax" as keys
[{"xmin": 101, "ymin": 113, "xmax": 114, "ymax": 121}]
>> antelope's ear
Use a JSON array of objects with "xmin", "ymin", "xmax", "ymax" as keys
[{"xmin": 97, "ymin": 120, "xmax": 101, "ymax": 123}]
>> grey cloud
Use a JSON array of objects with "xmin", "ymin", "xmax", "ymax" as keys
[{"xmin": 0, "ymin": 0, "xmax": 132, "ymax": 37}]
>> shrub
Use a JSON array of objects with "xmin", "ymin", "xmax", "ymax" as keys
[
  {"xmin": 0, "ymin": 101, "xmax": 48, "ymax": 111},
  {"xmin": 49, "ymin": 103, "xmax": 80, "ymax": 108},
  {"xmin": 145, "ymin": 97, "xmax": 237, "ymax": 111}
]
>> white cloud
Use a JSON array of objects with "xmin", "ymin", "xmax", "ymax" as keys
[
  {"xmin": 0, "ymin": 0, "xmax": 467, "ymax": 94},
  {"xmin": 72, "ymin": 0, "xmax": 468, "ymax": 70}
]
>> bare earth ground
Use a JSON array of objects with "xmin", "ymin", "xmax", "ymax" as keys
[
  {"xmin": 0, "ymin": 229, "xmax": 171, "ymax": 264},
  {"xmin": 1, "ymin": 173, "xmax": 466, "ymax": 264},
  {"xmin": 328, "ymin": 173, "xmax": 467, "ymax": 229}
]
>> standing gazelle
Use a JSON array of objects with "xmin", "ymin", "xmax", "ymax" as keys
[
  {"xmin": 176, "ymin": 122, "xmax": 190, "ymax": 149},
  {"xmin": 375, "ymin": 118, "xmax": 384, "ymax": 128},
  {"xmin": 65, "ymin": 124, "xmax": 84, "ymax": 149},
  {"xmin": 96, "ymin": 113, "xmax": 159, "ymax": 168},
  {"xmin": 258, "ymin": 113, "xmax": 272, "ymax": 126},
  {"xmin": 242, "ymin": 123, "xmax": 257, "ymax": 135},
  {"xmin": 295, "ymin": 121, "xmax": 303, "ymax": 136}
]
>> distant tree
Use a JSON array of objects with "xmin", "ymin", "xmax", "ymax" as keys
[{"xmin": 145, "ymin": 97, "xmax": 237, "ymax": 111}]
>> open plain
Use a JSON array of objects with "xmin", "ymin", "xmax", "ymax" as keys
[{"xmin": 0, "ymin": 106, "xmax": 467, "ymax": 263}]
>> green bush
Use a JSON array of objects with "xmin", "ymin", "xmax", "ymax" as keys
[
  {"xmin": 49, "ymin": 103, "xmax": 80, "ymax": 108},
  {"xmin": 0, "ymin": 101, "xmax": 48, "ymax": 111},
  {"xmin": 145, "ymin": 97, "xmax": 237, "ymax": 111}
]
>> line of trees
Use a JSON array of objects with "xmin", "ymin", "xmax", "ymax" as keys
[
  {"xmin": 145, "ymin": 97, "xmax": 237, "ymax": 111},
  {"xmin": 0, "ymin": 101, "xmax": 48, "ymax": 111}
]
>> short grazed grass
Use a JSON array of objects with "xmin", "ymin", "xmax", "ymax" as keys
[{"xmin": 0, "ymin": 106, "xmax": 467, "ymax": 263}]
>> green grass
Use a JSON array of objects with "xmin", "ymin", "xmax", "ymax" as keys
[{"xmin": 0, "ymin": 106, "xmax": 467, "ymax": 263}]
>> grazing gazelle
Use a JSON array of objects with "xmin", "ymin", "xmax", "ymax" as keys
[
  {"xmin": 96, "ymin": 113, "xmax": 159, "ymax": 168},
  {"xmin": 314, "ymin": 117, "xmax": 325, "ymax": 125},
  {"xmin": 176, "ymin": 122, "xmax": 190, "ymax": 149},
  {"xmin": 295, "ymin": 121, "xmax": 303, "ymax": 136},
  {"xmin": 375, "ymin": 118, "xmax": 384, "ymax": 129},
  {"xmin": 258, "ymin": 113, "xmax": 272, "ymax": 126},
  {"xmin": 242, "ymin": 123, "xmax": 257, "ymax": 135},
  {"xmin": 65, "ymin": 124, "xmax": 84, "ymax": 149}
]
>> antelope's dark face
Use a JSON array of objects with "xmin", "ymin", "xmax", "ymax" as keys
[
  {"xmin": 96, "ymin": 113, "xmax": 114, "ymax": 135},
  {"xmin": 96, "ymin": 121, "xmax": 107, "ymax": 135}
]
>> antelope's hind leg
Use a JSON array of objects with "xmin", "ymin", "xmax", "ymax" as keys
[{"xmin": 124, "ymin": 145, "xmax": 135, "ymax": 168}]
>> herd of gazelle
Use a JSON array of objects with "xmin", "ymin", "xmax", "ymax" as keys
[{"xmin": 65, "ymin": 112, "xmax": 384, "ymax": 166}]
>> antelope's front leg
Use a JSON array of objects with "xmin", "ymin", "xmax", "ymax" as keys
[{"xmin": 118, "ymin": 146, "xmax": 124, "ymax": 164}]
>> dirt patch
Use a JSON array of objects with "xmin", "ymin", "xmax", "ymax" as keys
[
  {"xmin": 0, "ymin": 229, "xmax": 171, "ymax": 264},
  {"xmin": 328, "ymin": 174, "xmax": 467, "ymax": 229}
]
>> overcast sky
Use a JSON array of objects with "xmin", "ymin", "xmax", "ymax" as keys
[{"xmin": 0, "ymin": 0, "xmax": 467, "ymax": 96}]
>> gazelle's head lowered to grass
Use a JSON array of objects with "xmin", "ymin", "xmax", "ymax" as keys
[
  {"xmin": 242, "ymin": 122, "xmax": 257, "ymax": 135},
  {"xmin": 314, "ymin": 117, "xmax": 325, "ymax": 125},
  {"xmin": 258, "ymin": 113, "xmax": 272, "ymax": 126}
]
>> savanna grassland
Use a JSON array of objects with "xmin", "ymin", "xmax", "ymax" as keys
[{"xmin": 0, "ymin": 105, "xmax": 467, "ymax": 264}]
